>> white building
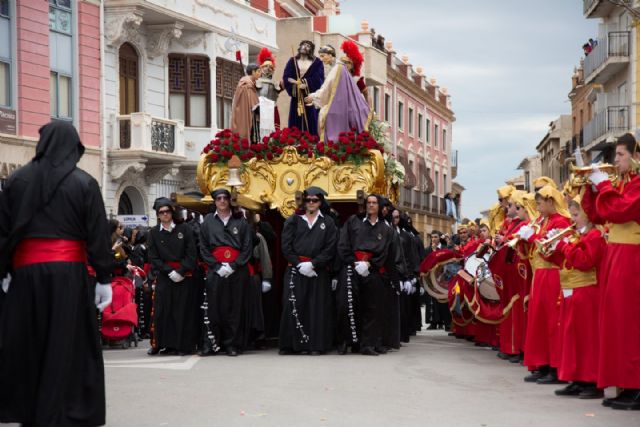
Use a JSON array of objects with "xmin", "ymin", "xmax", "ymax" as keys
[{"xmin": 103, "ymin": 0, "xmax": 277, "ymax": 222}]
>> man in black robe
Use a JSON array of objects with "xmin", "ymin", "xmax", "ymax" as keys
[
  {"xmin": 0, "ymin": 121, "xmax": 112, "ymax": 426},
  {"xmin": 380, "ymin": 200, "xmax": 402, "ymax": 351},
  {"xmin": 337, "ymin": 194, "xmax": 399, "ymax": 356},
  {"xmin": 147, "ymin": 197, "xmax": 198, "ymax": 356},
  {"xmin": 279, "ymin": 187, "xmax": 337, "ymax": 355},
  {"xmin": 199, "ymin": 188, "xmax": 252, "ymax": 356}
]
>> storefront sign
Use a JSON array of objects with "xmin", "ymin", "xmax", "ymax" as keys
[
  {"xmin": 117, "ymin": 215, "xmax": 149, "ymax": 226},
  {"xmin": 0, "ymin": 107, "xmax": 16, "ymax": 135}
]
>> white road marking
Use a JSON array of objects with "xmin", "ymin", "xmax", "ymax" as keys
[{"xmin": 105, "ymin": 355, "xmax": 201, "ymax": 370}]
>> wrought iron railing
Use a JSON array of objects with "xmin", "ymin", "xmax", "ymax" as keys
[
  {"xmin": 115, "ymin": 113, "xmax": 184, "ymax": 156},
  {"xmin": 583, "ymin": 106, "xmax": 629, "ymax": 147},
  {"xmin": 119, "ymin": 117, "xmax": 131, "ymax": 149},
  {"xmin": 584, "ymin": 31, "xmax": 630, "ymax": 79},
  {"xmin": 151, "ymin": 119, "xmax": 175, "ymax": 153}
]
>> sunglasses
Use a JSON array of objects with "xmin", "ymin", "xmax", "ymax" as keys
[
  {"xmin": 158, "ymin": 209, "xmax": 172, "ymax": 215},
  {"xmin": 215, "ymin": 195, "xmax": 229, "ymax": 201},
  {"xmin": 305, "ymin": 197, "xmax": 320, "ymax": 203}
]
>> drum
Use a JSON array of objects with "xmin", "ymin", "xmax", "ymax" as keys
[
  {"xmin": 464, "ymin": 255, "xmax": 500, "ymax": 302},
  {"xmin": 422, "ymin": 259, "xmax": 461, "ymax": 303}
]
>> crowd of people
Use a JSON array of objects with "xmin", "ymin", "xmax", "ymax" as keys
[
  {"xmin": 1, "ymin": 121, "xmax": 638, "ymax": 425},
  {"xmin": 434, "ymin": 133, "xmax": 640, "ymax": 411}
]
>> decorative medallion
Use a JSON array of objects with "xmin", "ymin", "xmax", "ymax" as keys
[
  {"xmin": 177, "ymin": 232, "xmax": 184, "ymax": 239},
  {"xmin": 224, "ymin": 249, "xmax": 231, "ymax": 259},
  {"xmin": 320, "ymin": 222, "xmax": 326, "ymax": 230},
  {"xmin": 232, "ymin": 227, "xmax": 238, "ymax": 235}
]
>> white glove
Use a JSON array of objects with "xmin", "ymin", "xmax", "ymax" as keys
[
  {"xmin": 261, "ymin": 280, "xmax": 272, "ymax": 293},
  {"xmin": 403, "ymin": 280, "xmax": 412, "ymax": 294},
  {"xmin": 589, "ymin": 168, "xmax": 609, "ymax": 186},
  {"xmin": 517, "ymin": 225, "xmax": 534, "ymax": 240},
  {"xmin": 1, "ymin": 273, "xmax": 11, "ymax": 293},
  {"xmin": 548, "ymin": 239, "xmax": 561, "ymax": 252},
  {"xmin": 216, "ymin": 263, "xmax": 234, "ymax": 278},
  {"xmin": 168, "ymin": 270, "xmax": 185, "ymax": 283},
  {"xmin": 331, "ymin": 278, "xmax": 338, "ymax": 291},
  {"xmin": 410, "ymin": 277, "xmax": 417, "ymax": 285},
  {"xmin": 354, "ymin": 261, "xmax": 370, "ymax": 277},
  {"xmin": 297, "ymin": 261, "xmax": 317, "ymax": 278},
  {"xmin": 419, "ymin": 287, "xmax": 425, "ymax": 296},
  {"xmin": 95, "ymin": 283, "xmax": 113, "ymax": 312}
]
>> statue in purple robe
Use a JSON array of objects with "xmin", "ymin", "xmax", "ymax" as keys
[{"xmin": 282, "ymin": 40, "xmax": 324, "ymax": 136}]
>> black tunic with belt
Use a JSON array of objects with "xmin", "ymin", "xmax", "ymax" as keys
[
  {"xmin": 0, "ymin": 164, "xmax": 112, "ymax": 424},
  {"xmin": 199, "ymin": 212, "xmax": 252, "ymax": 351},
  {"xmin": 279, "ymin": 213, "xmax": 337, "ymax": 352},
  {"xmin": 337, "ymin": 215, "xmax": 399, "ymax": 350},
  {"xmin": 148, "ymin": 222, "xmax": 199, "ymax": 353}
]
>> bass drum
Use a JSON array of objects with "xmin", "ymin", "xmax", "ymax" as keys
[
  {"xmin": 464, "ymin": 255, "xmax": 500, "ymax": 302},
  {"xmin": 422, "ymin": 259, "xmax": 461, "ymax": 303}
]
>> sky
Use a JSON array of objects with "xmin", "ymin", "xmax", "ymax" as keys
[{"xmin": 339, "ymin": 0, "xmax": 597, "ymax": 219}]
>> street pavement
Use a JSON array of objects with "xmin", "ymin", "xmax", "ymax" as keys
[{"xmin": 98, "ymin": 330, "xmax": 640, "ymax": 427}]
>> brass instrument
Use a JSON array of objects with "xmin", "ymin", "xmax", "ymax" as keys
[
  {"xmin": 569, "ymin": 162, "xmax": 618, "ymax": 187},
  {"xmin": 535, "ymin": 225, "xmax": 578, "ymax": 257}
]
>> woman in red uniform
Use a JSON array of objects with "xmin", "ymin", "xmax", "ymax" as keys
[
  {"xmin": 583, "ymin": 133, "xmax": 640, "ymax": 409},
  {"xmin": 518, "ymin": 185, "xmax": 571, "ymax": 384},
  {"xmin": 550, "ymin": 197, "xmax": 605, "ymax": 399}
]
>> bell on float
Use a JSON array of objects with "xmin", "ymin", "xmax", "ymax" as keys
[{"xmin": 227, "ymin": 155, "xmax": 243, "ymax": 187}]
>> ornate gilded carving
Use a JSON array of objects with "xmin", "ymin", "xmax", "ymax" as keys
[{"xmin": 197, "ymin": 146, "xmax": 392, "ymax": 218}]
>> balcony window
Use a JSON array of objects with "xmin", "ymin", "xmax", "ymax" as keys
[
  {"xmin": 443, "ymin": 128, "xmax": 447, "ymax": 151},
  {"xmin": 418, "ymin": 113, "xmax": 423, "ymax": 140},
  {"xmin": 426, "ymin": 118, "xmax": 431, "ymax": 143},
  {"xmin": 0, "ymin": 0, "xmax": 10, "ymax": 107},
  {"xmin": 119, "ymin": 43, "xmax": 138, "ymax": 115},
  {"xmin": 373, "ymin": 86, "xmax": 380, "ymax": 116},
  {"xmin": 49, "ymin": 0, "xmax": 73, "ymax": 119},
  {"xmin": 216, "ymin": 57, "xmax": 243, "ymax": 129},
  {"xmin": 169, "ymin": 54, "xmax": 211, "ymax": 127},
  {"xmin": 434, "ymin": 124, "xmax": 439, "ymax": 148}
]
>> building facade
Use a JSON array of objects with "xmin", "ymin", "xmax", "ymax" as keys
[
  {"xmin": 381, "ymin": 47, "xmax": 459, "ymax": 238},
  {"xmin": 535, "ymin": 115, "xmax": 572, "ymax": 186},
  {"xmin": 516, "ymin": 155, "xmax": 542, "ymax": 192},
  {"xmin": 103, "ymin": 0, "xmax": 277, "ymax": 220},
  {"xmin": 0, "ymin": 0, "xmax": 102, "ymax": 189},
  {"xmin": 582, "ymin": 1, "xmax": 635, "ymax": 163}
]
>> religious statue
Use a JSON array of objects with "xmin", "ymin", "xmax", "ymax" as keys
[
  {"xmin": 255, "ymin": 48, "xmax": 282, "ymax": 140},
  {"xmin": 231, "ymin": 63, "xmax": 260, "ymax": 142},
  {"xmin": 318, "ymin": 44, "xmax": 337, "ymax": 80},
  {"xmin": 282, "ymin": 40, "xmax": 324, "ymax": 136},
  {"xmin": 305, "ymin": 40, "xmax": 371, "ymax": 143}
]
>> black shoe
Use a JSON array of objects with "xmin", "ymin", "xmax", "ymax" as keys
[
  {"xmin": 509, "ymin": 354, "xmax": 522, "ymax": 363},
  {"xmin": 159, "ymin": 348, "xmax": 176, "ymax": 355},
  {"xmin": 361, "ymin": 347, "xmax": 379, "ymax": 356},
  {"xmin": 579, "ymin": 385, "xmax": 604, "ymax": 400},
  {"xmin": 555, "ymin": 382, "xmax": 584, "ymax": 396},
  {"xmin": 278, "ymin": 348, "xmax": 293, "ymax": 355},
  {"xmin": 611, "ymin": 389, "xmax": 640, "ymax": 410},
  {"xmin": 226, "ymin": 347, "xmax": 238, "ymax": 357},
  {"xmin": 426, "ymin": 324, "xmax": 438, "ymax": 330},
  {"xmin": 337, "ymin": 342, "xmax": 347, "ymax": 355},
  {"xmin": 524, "ymin": 370, "xmax": 543, "ymax": 383},
  {"xmin": 198, "ymin": 349, "xmax": 213, "ymax": 357},
  {"xmin": 496, "ymin": 352, "xmax": 510, "ymax": 360},
  {"xmin": 603, "ymin": 389, "xmax": 633, "ymax": 407},
  {"xmin": 537, "ymin": 370, "xmax": 564, "ymax": 385},
  {"xmin": 147, "ymin": 347, "xmax": 160, "ymax": 355},
  {"xmin": 310, "ymin": 351, "xmax": 322, "ymax": 356},
  {"xmin": 374, "ymin": 346, "xmax": 388, "ymax": 354}
]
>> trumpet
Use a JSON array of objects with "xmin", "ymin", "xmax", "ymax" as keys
[
  {"xmin": 535, "ymin": 225, "xmax": 578, "ymax": 257},
  {"xmin": 569, "ymin": 162, "xmax": 618, "ymax": 187}
]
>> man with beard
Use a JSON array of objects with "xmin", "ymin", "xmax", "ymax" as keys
[
  {"xmin": 337, "ymin": 194, "xmax": 399, "ymax": 356},
  {"xmin": 283, "ymin": 40, "xmax": 324, "ymax": 135},
  {"xmin": 199, "ymin": 189, "xmax": 253, "ymax": 356},
  {"xmin": 0, "ymin": 121, "xmax": 112, "ymax": 426},
  {"xmin": 147, "ymin": 197, "xmax": 199, "ymax": 356},
  {"xmin": 279, "ymin": 187, "xmax": 337, "ymax": 355}
]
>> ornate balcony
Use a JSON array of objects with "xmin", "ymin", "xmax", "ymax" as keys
[
  {"xmin": 584, "ymin": 32, "xmax": 630, "ymax": 84},
  {"xmin": 109, "ymin": 113, "xmax": 186, "ymax": 182},
  {"xmin": 583, "ymin": 106, "xmax": 629, "ymax": 152}
]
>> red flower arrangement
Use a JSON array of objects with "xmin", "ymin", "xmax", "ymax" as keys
[{"xmin": 202, "ymin": 127, "xmax": 383, "ymax": 166}]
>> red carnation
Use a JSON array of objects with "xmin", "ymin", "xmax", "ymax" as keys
[
  {"xmin": 346, "ymin": 146, "xmax": 353, "ymax": 154},
  {"xmin": 211, "ymin": 154, "xmax": 219, "ymax": 162},
  {"xmin": 213, "ymin": 146, "xmax": 221, "ymax": 153},
  {"xmin": 266, "ymin": 152, "xmax": 274, "ymax": 160},
  {"xmin": 203, "ymin": 146, "xmax": 211, "ymax": 154},
  {"xmin": 213, "ymin": 139, "xmax": 221, "ymax": 146}
]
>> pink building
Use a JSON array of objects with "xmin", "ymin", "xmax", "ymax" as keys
[
  {"xmin": 375, "ymin": 45, "xmax": 460, "ymax": 235},
  {"xmin": 0, "ymin": 0, "xmax": 102, "ymax": 188}
]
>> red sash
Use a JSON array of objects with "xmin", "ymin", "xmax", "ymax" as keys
[
  {"xmin": 288, "ymin": 255, "xmax": 312, "ymax": 266},
  {"xmin": 165, "ymin": 261, "xmax": 193, "ymax": 277},
  {"xmin": 354, "ymin": 251, "xmax": 386, "ymax": 273},
  {"xmin": 212, "ymin": 246, "xmax": 253, "ymax": 275},
  {"xmin": 13, "ymin": 238, "xmax": 87, "ymax": 268}
]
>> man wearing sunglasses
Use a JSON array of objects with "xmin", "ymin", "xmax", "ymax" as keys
[
  {"xmin": 199, "ymin": 188, "xmax": 253, "ymax": 356},
  {"xmin": 147, "ymin": 197, "xmax": 198, "ymax": 356},
  {"xmin": 279, "ymin": 187, "xmax": 337, "ymax": 355}
]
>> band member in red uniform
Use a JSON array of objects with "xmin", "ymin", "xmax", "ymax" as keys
[
  {"xmin": 279, "ymin": 187, "xmax": 338, "ymax": 355},
  {"xmin": 0, "ymin": 121, "xmax": 113, "ymax": 426},
  {"xmin": 583, "ymin": 133, "xmax": 640, "ymax": 409},
  {"xmin": 519, "ymin": 185, "xmax": 571, "ymax": 384},
  {"xmin": 199, "ymin": 188, "xmax": 253, "ymax": 356},
  {"xmin": 550, "ymin": 197, "xmax": 605, "ymax": 399},
  {"xmin": 147, "ymin": 197, "xmax": 199, "ymax": 356}
]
